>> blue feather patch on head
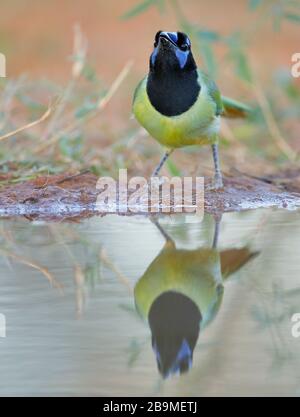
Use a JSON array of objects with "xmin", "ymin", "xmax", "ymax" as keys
[
  {"xmin": 151, "ymin": 48, "xmax": 159, "ymax": 66},
  {"xmin": 175, "ymin": 49, "xmax": 189, "ymax": 69}
]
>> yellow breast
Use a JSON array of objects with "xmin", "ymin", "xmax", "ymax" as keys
[{"xmin": 133, "ymin": 77, "xmax": 219, "ymax": 149}]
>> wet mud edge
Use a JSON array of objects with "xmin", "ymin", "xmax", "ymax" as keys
[{"xmin": 0, "ymin": 172, "xmax": 300, "ymax": 221}]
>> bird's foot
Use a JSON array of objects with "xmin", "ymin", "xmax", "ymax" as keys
[
  {"xmin": 206, "ymin": 175, "xmax": 224, "ymax": 191},
  {"xmin": 149, "ymin": 176, "xmax": 168, "ymax": 186}
]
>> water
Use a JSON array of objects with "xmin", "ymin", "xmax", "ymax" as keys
[{"xmin": 0, "ymin": 209, "xmax": 299, "ymax": 396}]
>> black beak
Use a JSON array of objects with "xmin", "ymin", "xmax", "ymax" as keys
[{"xmin": 158, "ymin": 32, "xmax": 178, "ymax": 48}]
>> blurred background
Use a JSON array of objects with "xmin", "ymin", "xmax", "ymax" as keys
[
  {"xmin": 1, "ymin": 2, "xmax": 300, "ymax": 395},
  {"xmin": 0, "ymin": 0, "xmax": 299, "ymax": 182}
]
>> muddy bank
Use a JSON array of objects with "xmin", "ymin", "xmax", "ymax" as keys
[{"xmin": 0, "ymin": 169, "xmax": 300, "ymax": 221}]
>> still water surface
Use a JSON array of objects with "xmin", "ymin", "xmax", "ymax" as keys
[{"xmin": 0, "ymin": 209, "xmax": 299, "ymax": 396}]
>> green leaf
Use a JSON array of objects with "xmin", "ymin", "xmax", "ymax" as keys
[
  {"xmin": 59, "ymin": 134, "xmax": 83, "ymax": 160},
  {"xmin": 119, "ymin": 303, "xmax": 140, "ymax": 318},
  {"xmin": 156, "ymin": 0, "xmax": 165, "ymax": 14},
  {"xmin": 227, "ymin": 40, "xmax": 252, "ymax": 83},
  {"xmin": 199, "ymin": 42, "xmax": 217, "ymax": 78},
  {"xmin": 166, "ymin": 158, "xmax": 182, "ymax": 176},
  {"xmin": 82, "ymin": 64, "xmax": 97, "ymax": 82},
  {"xmin": 235, "ymin": 52, "xmax": 252, "ymax": 82},
  {"xmin": 197, "ymin": 29, "xmax": 220, "ymax": 43},
  {"xmin": 121, "ymin": 0, "xmax": 157, "ymax": 20},
  {"xmin": 284, "ymin": 12, "xmax": 300, "ymax": 24},
  {"xmin": 75, "ymin": 101, "xmax": 97, "ymax": 119},
  {"xmin": 248, "ymin": 0, "xmax": 262, "ymax": 10},
  {"xmin": 16, "ymin": 94, "xmax": 44, "ymax": 111}
]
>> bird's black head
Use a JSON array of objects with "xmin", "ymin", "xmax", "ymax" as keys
[
  {"xmin": 148, "ymin": 291, "xmax": 201, "ymax": 379},
  {"xmin": 147, "ymin": 31, "xmax": 200, "ymax": 116},
  {"xmin": 150, "ymin": 31, "xmax": 196, "ymax": 73}
]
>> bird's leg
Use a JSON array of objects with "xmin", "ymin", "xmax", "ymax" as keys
[
  {"xmin": 150, "ymin": 217, "xmax": 175, "ymax": 245},
  {"xmin": 152, "ymin": 149, "xmax": 173, "ymax": 177},
  {"xmin": 211, "ymin": 143, "xmax": 224, "ymax": 190},
  {"xmin": 212, "ymin": 213, "xmax": 222, "ymax": 249}
]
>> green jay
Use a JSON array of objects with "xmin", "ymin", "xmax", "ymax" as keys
[{"xmin": 133, "ymin": 31, "xmax": 251, "ymax": 189}]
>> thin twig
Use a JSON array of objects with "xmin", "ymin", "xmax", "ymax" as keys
[
  {"xmin": 33, "ymin": 60, "xmax": 133, "ymax": 154},
  {"xmin": 231, "ymin": 167, "xmax": 273, "ymax": 183},
  {"xmin": 41, "ymin": 24, "xmax": 88, "ymax": 142},
  {"xmin": 55, "ymin": 169, "xmax": 91, "ymax": 185},
  {"xmin": 252, "ymin": 81, "xmax": 296, "ymax": 162},
  {"xmin": 74, "ymin": 264, "xmax": 86, "ymax": 318},
  {"xmin": 0, "ymin": 248, "xmax": 64, "ymax": 292},
  {"xmin": 0, "ymin": 76, "xmax": 26, "ymax": 131},
  {"xmin": 0, "ymin": 103, "xmax": 55, "ymax": 142},
  {"xmin": 100, "ymin": 248, "xmax": 132, "ymax": 293}
]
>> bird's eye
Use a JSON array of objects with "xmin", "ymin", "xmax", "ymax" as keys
[{"xmin": 180, "ymin": 43, "xmax": 189, "ymax": 51}]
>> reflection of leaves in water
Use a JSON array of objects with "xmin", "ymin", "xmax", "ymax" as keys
[
  {"xmin": 0, "ymin": 221, "xmax": 64, "ymax": 290},
  {"xmin": 270, "ymin": 350, "xmax": 293, "ymax": 373},
  {"xmin": 284, "ymin": 287, "xmax": 300, "ymax": 299},
  {"xmin": 50, "ymin": 225, "xmax": 104, "ymax": 292},
  {"xmin": 151, "ymin": 378, "xmax": 164, "ymax": 395},
  {"xmin": 122, "ymin": 305, "xmax": 147, "ymax": 368},
  {"xmin": 100, "ymin": 248, "xmax": 132, "ymax": 292},
  {"xmin": 126, "ymin": 338, "xmax": 164, "ymax": 395},
  {"xmin": 83, "ymin": 256, "xmax": 102, "ymax": 289},
  {"xmin": 119, "ymin": 303, "xmax": 142, "ymax": 321},
  {"xmin": 0, "ymin": 246, "xmax": 63, "ymax": 291},
  {"xmin": 126, "ymin": 338, "xmax": 147, "ymax": 368},
  {"xmin": 250, "ymin": 281, "xmax": 299, "ymax": 375},
  {"xmin": 84, "ymin": 261, "xmax": 102, "ymax": 288},
  {"xmin": 250, "ymin": 305, "xmax": 286, "ymax": 330}
]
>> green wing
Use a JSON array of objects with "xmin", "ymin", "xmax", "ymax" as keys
[
  {"xmin": 198, "ymin": 70, "xmax": 224, "ymax": 116},
  {"xmin": 221, "ymin": 96, "xmax": 252, "ymax": 118},
  {"xmin": 198, "ymin": 70, "xmax": 252, "ymax": 118}
]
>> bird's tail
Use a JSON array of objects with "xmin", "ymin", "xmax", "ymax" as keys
[
  {"xmin": 221, "ymin": 96, "xmax": 253, "ymax": 118},
  {"xmin": 220, "ymin": 248, "xmax": 259, "ymax": 280}
]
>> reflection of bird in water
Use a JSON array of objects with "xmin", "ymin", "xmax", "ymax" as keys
[{"xmin": 134, "ymin": 217, "xmax": 258, "ymax": 378}]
